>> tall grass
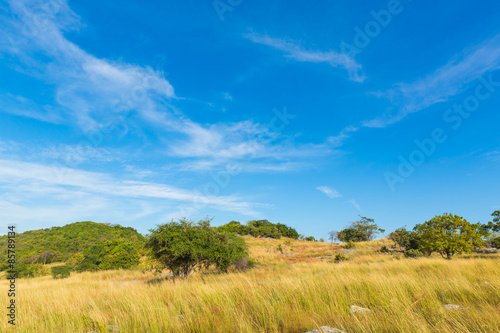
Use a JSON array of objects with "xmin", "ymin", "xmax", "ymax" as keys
[{"xmin": 1, "ymin": 238, "xmax": 499, "ymax": 332}]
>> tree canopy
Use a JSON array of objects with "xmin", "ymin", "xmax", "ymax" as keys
[
  {"xmin": 145, "ymin": 218, "xmax": 248, "ymax": 278},
  {"xmin": 217, "ymin": 220, "xmax": 299, "ymax": 239},
  {"xmin": 414, "ymin": 213, "xmax": 484, "ymax": 259},
  {"xmin": 337, "ymin": 216, "xmax": 382, "ymax": 242}
]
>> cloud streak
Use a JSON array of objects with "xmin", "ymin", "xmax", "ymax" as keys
[
  {"xmin": 316, "ymin": 186, "xmax": 342, "ymax": 199},
  {"xmin": 245, "ymin": 33, "xmax": 365, "ymax": 82},
  {"xmin": 364, "ymin": 33, "xmax": 500, "ymax": 128}
]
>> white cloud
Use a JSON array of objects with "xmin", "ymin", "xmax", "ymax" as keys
[
  {"xmin": 327, "ymin": 126, "xmax": 359, "ymax": 147},
  {"xmin": 0, "ymin": 159, "xmax": 262, "ymax": 216},
  {"xmin": 0, "ymin": 1, "xmax": 337, "ymax": 174},
  {"xmin": 347, "ymin": 199, "xmax": 362, "ymax": 212},
  {"xmin": 224, "ymin": 92, "xmax": 233, "ymax": 100},
  {"xmin": 364, "ymin": 33, "xmax": 500, "ymax": 128},
  {"xmin": 316, "ymin": 186, "xmax": 342, "ymax": 199},
  {"xmin": 245, "ymin": 32, "xmax": 365, "ymax": 82}
]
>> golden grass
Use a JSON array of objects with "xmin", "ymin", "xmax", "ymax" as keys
[{"xmin": 2, "ymin": 238, "xmax": 499, "ymax": 332}]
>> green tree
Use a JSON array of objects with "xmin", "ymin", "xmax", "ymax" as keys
[
  {"xmin": 145, "ymin": 218, "xmax": 248, "ymax": 278},
  {"xmin": 414, "ymin": 213, "xmax": 484, "ymax": 259},
  {"xmin": 389, "ymin": 227, "xmax": 421, "ymax": 251},
  {"xmin": 337, "ymin": 216, "xmax": 382, "ymax": 242},
  {"xmin": 484, "ymin": 210, "xmax": 500, "ymax": 232}
]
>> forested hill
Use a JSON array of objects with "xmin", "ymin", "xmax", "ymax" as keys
[{"xmin": 0, "ymin": 221, "xmax": 145, "ymax": 269}]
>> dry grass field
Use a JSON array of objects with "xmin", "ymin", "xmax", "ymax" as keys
[{"xmin": 2, "ymin": 237, "xmax": 499, "ymax": 332}]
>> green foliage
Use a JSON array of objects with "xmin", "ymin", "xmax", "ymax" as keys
[
  {"xmin": 337, "ymin": 216, "xmax": 381, "ymax": 242},
  {"xmin": 484, "ymin": 210, "xmax": 500, "ymax": 233},
  {"xmin": 490, "ymin": 236, "xmax": 500, "ymax": 249},
  {"xmin": 146, "ymin": 218, "xmax": 248, "ymax": 278},
  {"xmin": 333, "ymin": 253, "xmax": 350, "ymax": 263},
  {"xmin": 403, "ymin": 249, "xmax": 423, "ymax": 258},
  {"xmin": 217, "ymin": 220, "xmax": 299, "ymax": 239},
  {"xmin": 304, "ymin": 236, "xmax": 316, "ymax": 242},
  {"xmin": 343, "ymin": 241, "xmax": 356, "ymax": 249},
  {"xmin": 389, "ymin": 227, "xmax": 421, "ymax": 251},
  {"xmin": 51, "ymin": 265, "xmax": 72, "ymax": 279},
  {"xmin": 414, "ymin": 213, "xmax": 484, "ymax": 259},
  {"xmin": 75, "ymin": 240, "xmax": 141, "ymax": 272},
  {"xmin": 0, "ymin": 222, "xmax": 145, "ymax": 276}
]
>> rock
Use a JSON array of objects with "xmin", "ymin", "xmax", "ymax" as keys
[
  {"xmin": 350, "ymin": 305, "xmax": 373, "ymax": 313},
  {"xmin": 305, "ymin": 326, "xmax": 345, "ymax": 333},
  {"xmin": 443, "ymin": 304, "xmax": 466, "ymax": 310}
]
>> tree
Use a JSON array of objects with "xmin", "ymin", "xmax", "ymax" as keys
[
  {"xmin": 145, "ymin": 218, "xmax": 248, "ymax": 278},
  {"xmin": 337, "ymin": 216, "xmax": 382, "ymax": 242},
  {"xmin": 484, "ymin": 210, "xmax": 500, "ymax": 232},
  {"xmin": 414, "ymin": 213, "xmax": 484, "ymax": 259},
  {"xmin": 328, "ymin": 230, "xmax": 338, "ymax": 245},
  {"xmin": 389, "ymin": 227, "xmax": 421, "ymax": 251}
]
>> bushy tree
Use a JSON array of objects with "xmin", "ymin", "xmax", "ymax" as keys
[
  {"xmin": 389, "ymin": 227, "xmax": 421, "ymax": 251},
  {"xmin": 145, "ymin": 218, "xmax": 248, "ymax": 278},
  {"xmin": 337, "ymin": 216, "xmax": 382, "ymax": 242},
  {"xmin": 414, "ymin": 213, "xmax": 484, "ymax": 259}
]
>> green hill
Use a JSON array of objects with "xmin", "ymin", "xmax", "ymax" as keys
[{"xmin": 0, "ymin": 221, "xmax": 145, "ymax": 277}]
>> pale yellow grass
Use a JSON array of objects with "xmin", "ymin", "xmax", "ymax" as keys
[{"xmin": 1, "ymin": 238, "xmax": 499, "ymax": 332}]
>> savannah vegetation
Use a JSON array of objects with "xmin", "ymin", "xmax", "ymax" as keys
[{"xmin": 0, "ymin": 211, "xmax": 499, "ymax": 332}]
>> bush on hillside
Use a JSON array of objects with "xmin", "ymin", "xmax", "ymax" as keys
[
  {"xmin": 217, "ymin": 220, "xmax": 299, "ymax": 239},
  {"xmin": 403, "ymin": 249, "xmax": 423, "ymax": 258},
  {"xmin": 51, "ymin": 265, "xmax": 72, "ymax": 279}
]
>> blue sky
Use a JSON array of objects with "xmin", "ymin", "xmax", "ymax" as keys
[{"xmin": 0, "ymin": 0, "xmax": 499, "ymax": 238}]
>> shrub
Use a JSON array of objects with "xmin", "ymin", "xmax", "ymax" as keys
[
  {"xmin": 403, "ymin": 249, "xmax": 423, "ymax": 258},
  {"xmin": 343, "ymin": 241, "xmax": 356, "ymax": 249},
  {"xmin": 232, "ymin": 257, "xmax": 256, "ymax": 271},
  {"xmin": 380, "ymin": 246, "xmax": 390, "ymax": 253},
  {"xmin": 304, "ymin": 236, "xmax": 316, "ymax": 242},
  {"xmin": 51, "ymin": 265, "xmax": 72, "ymax": 279},
  {"xmin": 145, "ymin": 218, "xmax": 248, "ymax": 278},
  {"xmin": 333, "ymin": 253, "xmax": 350, "ymax": 263}
]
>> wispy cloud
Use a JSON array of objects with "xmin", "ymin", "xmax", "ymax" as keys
[
  {"xmin": 327, "ymin": 126, "xmax": 359, "ymax": 147},
  {"xmin": 364, "ymin": 34, "xmax": 500, "ymax": 128},
  {"xmin": 0, "ymin": 1, "xmax": 337, "ymax": 174},
  {"xmin": 347, "ymin": 199, "xmax": 362, "ymax": 212},
  {"xmin": 316, "ymin": 186, "xmax": 342, "ymax": 199},
  {"xmin": 0, "ymin": 159, "xmax": 262, "ymax": 216},
  {"xmin": 245, "ymin": 33, "xmax": 365, "ymax": 82}
]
